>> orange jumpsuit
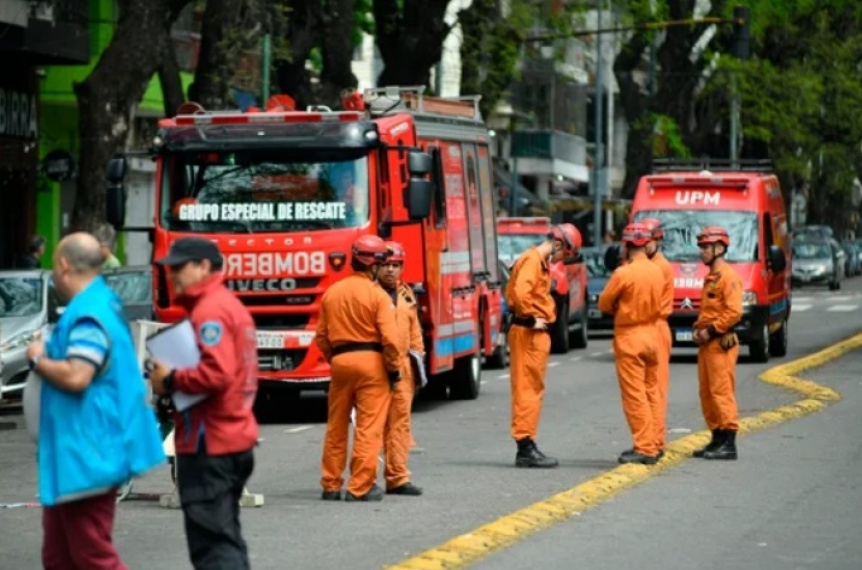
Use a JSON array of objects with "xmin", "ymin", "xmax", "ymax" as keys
[
  {"xmin": 384, "ymin": 282, "xmax": 424, "ymax": 490},
  {"xmin": 651, "ymin": 251, "xmax": 674, "ymax": 451},
  {"xmin": 598, "ymin": 253, "xmax": 664, "ymax": 457},
  {"xmin": 315, "ymin": 272, "xmax": 401, "ymax": 497},
  {"xmin": 694, "ymin": 266, "xmax": 743, "ymax": 431},
  {"xmin": 506, "ymin": 247, "xmax": 556, "ymax": 442}
]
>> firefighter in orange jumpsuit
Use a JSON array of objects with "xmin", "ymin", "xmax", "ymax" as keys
[
  {"xmin": 692, "ymin": 226, "xmax": 743, "ymax": 460},
  {"xmin": 640, "ymin": 218, "xmax": 674, "ymax": 456},
  {"xmin": 598, "ymin": 223, "xmax": 664, "ymax": 464},
  {"xmin": 506, "ymin": 223, "xmax": 580, "ymax": 468},
  {"xmin": 315, "ymin": 235, "xmax": 402, "ymax": 501},
  {"xmin": 379, "ymin": 241, "xmax": 425, "ymax": 496}
]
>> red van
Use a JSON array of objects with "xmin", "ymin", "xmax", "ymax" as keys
[
  {"xmin": 629, "ymin": 160, "xmax": 791, "ymax": 362},
  {"xmin": 497, "ymin": 217, "xmax": 589, "ymax": 352}
]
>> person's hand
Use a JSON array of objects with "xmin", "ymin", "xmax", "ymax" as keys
[
  {"xmin": 147, "ymin": 359, "xmax": 174, "ymax": 395},
  {"xmin": 692, "ymin": 328, "xmax": 709, "ymax": 344},
  {"xmin": 26, "ymin": 334, "xmax": 45, "ymax": 362},
  {"xmin": 533, "ymin": 318, "xmax": 548, "ymax": 331}
]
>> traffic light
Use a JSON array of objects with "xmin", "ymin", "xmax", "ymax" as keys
[{"xmin": 732, "ymin": 5, "xmax": 750, "ymax": 59}]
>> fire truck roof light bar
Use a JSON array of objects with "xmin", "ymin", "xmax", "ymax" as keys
[
  {"xmin": 174, "ymin": 111, "xmax": 364, "ymax": 126},
  {"xmin": 498, "ymin": 216, "xmax": 552, "ymax": 225},
  {"xmin": 652, "ymin": 158, "xmax": 773, "ymax": 173},
  {"xmin": 648, "ymin": 175, "xmax": 750, "ymax": 189}
]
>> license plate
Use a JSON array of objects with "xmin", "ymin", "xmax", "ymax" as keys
[
  {"xmin": 675, "ymin": 329, "xmax": 693, "ymax": 342},
  {"xmin": 588, "ymin": 309, "xmax": 602, "ymax": 319},
  {"xmin": 257, "ymin": 331, "xmax": 286, "ymax": 349}
]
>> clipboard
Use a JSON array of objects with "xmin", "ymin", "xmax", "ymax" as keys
[{"xmin": 146, "ymin": 319, "xmax": 208, "ymax": 412}]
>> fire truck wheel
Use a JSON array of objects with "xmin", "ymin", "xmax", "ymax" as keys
[
  {"xmin": 449, "ymin": 352, "xmax": 481, "ymax": 400},
  {"xmin": 569, "ymin": 303, "xmax": 589, "ymax": 349},
  {"xmin": 550, "ymin": 301, "xmax": 570, "ymax": 354},
  {"xmin": 748, "ymin": 324, "xmax": 770, "ymax": 363},
  {"xmin": 768, "ymin": 318, "xmax": 788, "ymax": 357},
  {"xmin": 485, "ymin": 330, "xmax": 509, "ymax": 369}
]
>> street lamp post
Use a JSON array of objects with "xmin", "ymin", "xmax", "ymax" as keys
[{"xmin": 592, "ymin": 0, "xmax": 605, "ymax": 247}]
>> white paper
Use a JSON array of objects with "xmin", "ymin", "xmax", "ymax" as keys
[
  {"xmin": 146, "ymin": 319, "xmax": 208, "ymax": 411},
  {"xmin": 409, "ymin": 350, "xmax": 428, "ymax": 388}
]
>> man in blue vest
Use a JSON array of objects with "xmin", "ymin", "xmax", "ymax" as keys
[{"xmin": 26, "ymin": 232, "xmax": 165, "ymax": 570}]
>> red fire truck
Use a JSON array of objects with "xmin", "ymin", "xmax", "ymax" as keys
[{"xmin": 105, "ymin": 87, "xmax": 502, "ymax": 405}]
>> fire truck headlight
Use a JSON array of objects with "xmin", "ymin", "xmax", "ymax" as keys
[
  {"xmin": 364, "ymin": 130, "xmax": 378, "ymax": 142},
  {"xmin": 742, "ymin": 291, "xmax": 758, "ymax": 307}
]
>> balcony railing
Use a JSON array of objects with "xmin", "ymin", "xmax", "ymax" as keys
[{"xmin": 511, "ymin": 129, "xmax": 587, "ymax": 165}]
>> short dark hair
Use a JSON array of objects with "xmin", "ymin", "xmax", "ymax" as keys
[{"xmin": 29, "ymin": 235, "xmax": 46, "ymax": 253}]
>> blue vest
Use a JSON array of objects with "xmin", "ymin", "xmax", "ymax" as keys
[{"xmin": 39, "ymin": 277, "xmax": 165, "ymax": 506}]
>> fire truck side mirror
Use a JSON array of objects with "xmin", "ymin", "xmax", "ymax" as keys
[
  {"xmin": 408, "ymin": 151, "xmax": 432, "ymax": 176},
  {"xmin": 407, "ymin": 179, "xmax": 434, "ymax": 220},
  {"xmin": 105, "ymin": 157, "xmax": 127, "ymax": 229}
]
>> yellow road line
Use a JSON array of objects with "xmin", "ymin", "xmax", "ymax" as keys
[{"xmin": 386, "ymin": 332, "xmax": 862, "ymax": 570}]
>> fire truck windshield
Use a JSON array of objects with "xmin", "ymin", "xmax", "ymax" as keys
[
  {"xmin": 497, "ymin": 234, "xmax": 547, "ymax": 265},
  {"xmin": 633, "ymin": 210, "xmax": 759, "ymax": 263},
  {"xmin": 159, "ymin": 151, "xmax": 370, "ymax": 233}
]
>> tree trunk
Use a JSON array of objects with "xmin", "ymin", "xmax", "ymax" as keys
[
  {"xmin": 158, "ymin": 42, "xmax": 186, "ymax": 117},
  {"xmin": 189, "ymin": 0, "xmax": 261, "ymax": 109},
  {"xmin": 613, "ymin": 31, "xmax": 651, "ymax": 199},
  {"xmin": 319, "ymin": 0, "xmax": 357, "ymax": 108},
  {"xmin": 374, "ymin": 0, "xmax": 452, "ymax": 88},
  {"xmin": 72, "ymin": 0, "xmax": 187, "ymax": 232},
  {"xmin": 276, "ymin": 0, "xmax": 320, "ymax": 109}
]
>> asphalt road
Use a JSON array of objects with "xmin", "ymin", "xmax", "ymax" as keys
[{"xmin": 1, "ymin": 279, "xmax": 861, "ymax": 569}]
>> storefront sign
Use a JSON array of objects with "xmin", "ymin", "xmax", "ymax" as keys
[{"xmin": 0, "ymin": 88, "xmax": 38, "ymax": 139}]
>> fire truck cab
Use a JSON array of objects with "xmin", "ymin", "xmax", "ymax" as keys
[
  {"xmin": 629, "ymin": 159, "xmax": 791, "ymax": 363},
  {"xmin": 105, "ymin": 87, "xmax": 502, "ymax": 406}
]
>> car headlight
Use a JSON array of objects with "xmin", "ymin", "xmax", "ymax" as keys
[
  {"xmin": 0, "ymin": 330, "xmax": 39, "ymax": 352},
  {"xmin": 742, "ymin": 291, "xmax": 757, "ymax": 307}
]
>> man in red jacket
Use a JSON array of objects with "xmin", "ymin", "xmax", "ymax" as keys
[{"xmin": 149, "ymin": 237, "xmax": 258, "ymax": 570}]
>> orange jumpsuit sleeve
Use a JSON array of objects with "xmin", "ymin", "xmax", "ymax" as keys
[
  {"xmin": 510, "ymin": 253, "xmax": 540, "ymax": 317},
  {"xmin": 314, "ymin": 300, "xmax": 332, "ymax": 361},
  {"xmin": 598, "ymin": 268, "xmax": 627, "ymax": 314},
  {"xmin": 375, "ymin": 289, "xmax": 402, "ymax": 373},
  {"xmin": 656, "ymin": 255, "xmax": 674, "ymax": 319},
  {"xmin": 710, "ymin": 273, "xmax": 743, "ymax": 335},
  {"xmin": 409, "ymin": 307, "xmax": 424, "ymax": 355}
]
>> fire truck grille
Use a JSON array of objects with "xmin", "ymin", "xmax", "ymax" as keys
[
  {"xmin": 258, "ymin": 349, "xmax": 307, "ymax": 372},
  {"xmin": 252, "ymin": 314, "xmax": 310, "ymax": 330},
  {"xmin": 240, "ymin": 295, "xmax": 315, "ymax": 307}
]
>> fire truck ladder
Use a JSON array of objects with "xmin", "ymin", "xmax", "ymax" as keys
[{"xmin": 363, "ymin": 85, "xmax": 483, "ymax": 121}]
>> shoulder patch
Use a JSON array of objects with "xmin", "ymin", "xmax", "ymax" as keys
[{"xmin": 200, "ymin": 320, "xmax": 224, "ymax": 346}]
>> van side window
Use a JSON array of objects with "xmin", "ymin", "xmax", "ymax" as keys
[{"xmin": 763, "ymin": 213, "xmax": 774, "ymax": 259}]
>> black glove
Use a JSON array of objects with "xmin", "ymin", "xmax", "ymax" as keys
[{"xmin": 387, "ymin": 370, "xmax": 401, "ymax": 390}]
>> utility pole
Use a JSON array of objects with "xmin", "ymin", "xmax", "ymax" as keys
[
  {"xmin": 261, "ymin": 34, "xmax": 271, "ymax": 103},
  {"xmin": 729, "ymin": 5, "xmax": 750, "ymax": 168},
  {"xmin": 592, "ymin": 0, "xmax": 604, "ymax": 247}
]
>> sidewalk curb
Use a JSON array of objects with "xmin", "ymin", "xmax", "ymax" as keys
[{"xmin": 385, "ymin": 332, "xmax": 862, "ymax": 570}]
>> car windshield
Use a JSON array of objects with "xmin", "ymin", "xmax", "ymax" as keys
[
  {"xmin": 582, "ymin": 248, "xmax": 612, "ymax": 277},
  {"xmin": 160, "ymin": 151, "xmax": 370, "ymax": 233},
  {"xmin": 104, "ymin": 271, "xmax": 151, "ymax": 305},
  {"xmin": 633, "ymin": 210, "xmax": 759, "ymax": 262},
  {"xmin": 793, "ymin": 243, "xmax": 831, "ymax": 259},
  {"xmin": 497, "ymin": 234, "xmax": 547, "ymax": 262},
  {"xmin": 0, "ymin": 277, "xmax": 43, "ymax": 317}
]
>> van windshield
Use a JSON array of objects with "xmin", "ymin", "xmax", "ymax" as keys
[
  {"xmin": 497, "ymin": 234, "xmax": 547, "ymax": 264},
  {"xmin": 633, "ymin": 210, "xmax": 759, "ymax": 263}
]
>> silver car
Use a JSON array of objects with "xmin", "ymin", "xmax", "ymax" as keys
[
  {"xmin": 0, "ymin": 270, "xmax": 55, "ymax": 400},
  {"xmin": 0, "ymin": 266, "xmax": 153, "ymax": 401}
]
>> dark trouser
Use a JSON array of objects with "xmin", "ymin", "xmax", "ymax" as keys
[
  {"xmin": 42, "ymin": 489, "xmax": 127, "ymax": 570},
  {"xmin": 177, "ymin": 449, "xmax": 255, "ymax": 570}
]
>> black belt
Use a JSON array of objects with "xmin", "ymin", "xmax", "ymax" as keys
[
  {"xmin": 512, "ymin": 316, "xmax": 536, "ymax": 328},
  {"xmin": 331, "ymin": 342, "xmax": 383, "ymax": 357}
]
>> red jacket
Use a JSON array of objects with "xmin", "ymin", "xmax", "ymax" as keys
[{"xmin": 173, "ymin": 274, "xmax": 259, "ymax": 455}]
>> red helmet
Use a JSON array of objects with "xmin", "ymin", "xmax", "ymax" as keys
[
  {"xmin": 352, "ymin": 235, "xmax": 389, "ymax": 267},
  {"xmin": 385, "ymin": 241, "xmax": 406, "ymax": 263},
  {"xmin": 697, "ymin": 226, "xmax": 730, "ymax": 247},
  {"xmin": 548, "ymin": 224, "xmax": 578, "ymax": 255},
  {"xmin": 621, "ymin": 222, "xmax": 653, "ymax": 247},
  {"xmin": 640, "ymin": 217, "xmax": 663, "ymax": 240}
]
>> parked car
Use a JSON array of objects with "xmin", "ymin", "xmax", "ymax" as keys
[
  {"xmin": 791, "ymin": 239, "xmax": 845, "ymax": 290},
  {"xmin": 0, "ymin": 266, "xmax": 153, "ymax": 400},
  {"xmin": 484, "ymin": 259, "xmax": 510, "ymax": 370},
  {"xmin": 497, "ymin": 217, "xmax": 588, "ymax": 353},
  {"xmin": 841, "ymin": 240, "xmax": 860, "ymax": 277},
  {"xmin": 581, "ymin": 246, "xmax": 615, "ymax": 332}
]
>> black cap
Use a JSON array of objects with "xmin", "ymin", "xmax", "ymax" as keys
[{"xmin": 156, "ymin": 237, "xmax": 222, "ymax": 267}]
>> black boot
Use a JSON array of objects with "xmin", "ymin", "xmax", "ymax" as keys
[
  {"xmin": 515, "ymin": 438, "xmax": 559, "ymax": 468},
  {"xmin": 693, "ymin": 429, "xmax": 721, "ymax": 458},
  {"xmin": 703, "ymin": 429, "xmax": 737, "ymax": 460}
]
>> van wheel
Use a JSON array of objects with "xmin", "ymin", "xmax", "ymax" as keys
[
  {"xmin": 569, "ymin": 304, "xmax": 589, "ymax": 349},
  {"xmin": 749, "ymin": 324, "xmax": 770, "ymax": 363},
  {"xmin": 550, "ymin": 301, "xmax": 570, "ymax": 354},
  {"xmin": 769, "ymin": 319, "xmax": 788, "ymax": 358},
  {"xmin": 449, "ymin": 351, "xmax": 481, "ymax": 400},
  {"xmin": 829, "ymin": 280, "xmax": 841, "ymax": 291}
]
